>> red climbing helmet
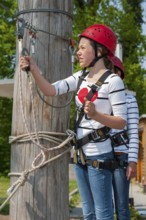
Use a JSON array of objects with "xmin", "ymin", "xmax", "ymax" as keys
[
  {"xmin": 80, "ymin": 24, "xmax": 117, "ymax": 56},
  {"xmin": 110, "ymin": 55, "xmax": 125, "ymax": 79}
]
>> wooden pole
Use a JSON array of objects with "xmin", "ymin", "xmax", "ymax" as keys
[{"xmin": 10, "ymin": 0, "xmax": 73, "ymax": 219}]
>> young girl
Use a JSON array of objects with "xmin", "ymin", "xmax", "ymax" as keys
[
  {"xmin": 110, "ymin": 55, "xmax": 139, "ymax": 220},
  {"xmin": 20, "ymin": 24, "xmax": 127, "ymax": 220}
]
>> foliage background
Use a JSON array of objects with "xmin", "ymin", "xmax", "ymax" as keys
[
  {"xmin": 0, "ymin": 0, "xmax": 146, "ymax": 174},
  {"xmin": 0, "ymin": 1, "xmax": 17, "ymax": 175}
]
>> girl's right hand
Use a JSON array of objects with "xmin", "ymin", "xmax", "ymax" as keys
[
  {"xmin": 84, "ymin": 98, "xmax": 97, "ymax": 119},
  {"xmin": 19, "ymin": 56, "xmax": 36, "ymax": 72}
]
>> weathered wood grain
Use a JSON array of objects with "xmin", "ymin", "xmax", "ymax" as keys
[{"xmin": 10, "ymin": 1, "xmax": 73, "ymax": 219}]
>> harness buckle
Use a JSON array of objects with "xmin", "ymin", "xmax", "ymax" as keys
[
  {"xmin": 66, "ymin": 129, "xmax": 77, "ymax": 147},
  {"xmin": 92, "ymin": 160, "xmax": 104, "ymax": 169},
  {"xmin": 79, "ymin": 75, "xmax": 86, "ymax": 81},
  {"xmin": 92, "ymin": 160, "xmax": 99, "ymax": 168},
  {"xmin": 91, "ymin": 130, "xmax": 100, "ymax": 141},
  {"xmin": 120, "ymin": 132, "xmax": 129, "ymax": 144},
  {"xmin": 118, "ymin": 160, "xmax": 128, "ymax": 168},
  {"xmin": 111, "ymin": 130, "xmax": 129, "ymax": 148},
  {"xmin": 88, "ymin": 84, "xmax": 100, "ymax": 92}
]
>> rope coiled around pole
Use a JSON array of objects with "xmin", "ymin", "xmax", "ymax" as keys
[{"xmin": 0, "ymin": 63, "xmax": 76, "ymax": 212}]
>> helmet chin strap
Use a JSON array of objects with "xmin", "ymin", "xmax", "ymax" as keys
[
  {"xmin": 81, "ymin": 53, "xmax": 107, "ymax": 77},
  {"xmin": 87, "ymin": 41, "xmax": 108, "ymax": 67},
  {"xmin": 88, "ymin": 54, "xmax": 106, "ymax": 67}
]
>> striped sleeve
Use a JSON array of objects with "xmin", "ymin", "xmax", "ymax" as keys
[
  {"xmin": 108, "ymin": 74, "xmax": 127, "ymax": 122},
  {"xmin": 126, "ymin": 94, "xmax": 139, "ymax": 163},
  {"xmin": 52, "ymin": 71, "xmax": 82, "ymax": 95}
]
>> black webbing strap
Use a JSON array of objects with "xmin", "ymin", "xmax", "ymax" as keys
[
  {"xmin": 86, "ymin": 159, "xmax": 117, "ymax": 170},
  {"xmin": 77, "ymin": 69, "xmax": 89, "ymax": 91},
  {"xmin": 111, "ymin": 130, "xmax": 129, "ymax": 148},
  {"xmin": 86, "ymin": 159, "xmax": 128, "ymax": 170},
  {"xmin": 75, "ymin": 126, "xmax": 110, "ymax": 150},
  {"xmin": 73, "ymin": 69, "xmax": 88, "ymax": 133},
  {"xmin": 74, "ymin": 70, "xmax": 112, "ymax": 132}
]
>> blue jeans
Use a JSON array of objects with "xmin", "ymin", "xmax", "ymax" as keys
[
  {"xmin": 112, "ymin": 154, "xmax": 130, "ymax": 220},
  {"xmin": 74, "ymin": 151, "xmax": 114, "ymax": 220}
]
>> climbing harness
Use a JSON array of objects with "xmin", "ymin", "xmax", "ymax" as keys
[
  {"xmin": 75, "ymin": 126, "xmax": 110, "ymax": 149},
  {"xmin": 86, "ymin": 159, "xmax": 117, "ymax": 170},
  {"xmin": 86, "ymin": 158, "xmax": 128, "ymax": 170},
  {"xmin": 110, "ymin": 130, "xmax": 129, "ymax": 148},
  {"xmin": 74, "ymin": 70, "xmax": 111, "ymax": 132},
  {"xmin": 73, "ymin": 70, "xmax": 112, "ymax": 165},
  {"xmin": 109, "ymin": 130, "xmax": 129, "ymax": 169},
  {"xmin": 74, "ymin": 152, "xmax": 128, "ymax": 170}
]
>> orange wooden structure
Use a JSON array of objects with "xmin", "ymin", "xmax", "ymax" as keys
[{"xmin": 136, "ymin": 114, "xmax": 146, "ymax": 184}]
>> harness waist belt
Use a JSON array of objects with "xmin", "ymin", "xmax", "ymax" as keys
[
  {"xmin": 86, "ymin": 159, "xmax": 128, "ymax": 170},
  {"xmin": 75, "ymin": 126, "xmax": 110, "ymax": 150},
  {"xmin": 111, "ymin": 130, "xmax": 129, "ymax": 147},
  {"xmin": 86, "ymin": 159, "xmax": 116, "ymax": 170}
]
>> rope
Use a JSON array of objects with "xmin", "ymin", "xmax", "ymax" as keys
[
  {"xmin": 16, "ymin": 18, "xmax": 74, "ymax": 108},
  {"xmin": 21, "ymin": 18, "xmax": 70, "ymax": 42},
  {"xmin": 0, "ymin": 60, "xmax": 76, "ymax": 212},
  {"xmin": 0, "ymin": 14, "xmax": 76, "ymax": 212},
  {"xmin": 36, "ymin": 85, "xmax": 74, "ymax": 108},
  {"xmin": 0, "ymin": 132, "xmax": 74, "ymax": 211},
  {"xmin": 69, "ymin": 188, "xmax": 79, "ymax": 201},
  {"xmin": 0, "ymin": 138, "xmax": 73, "ymax": 211},
  {"xmin": 9, "ymin": 131, "xmax": 67, "ymax": 144},
  {"xmin": 16, "ymin": 9, "xmax": 73, "ymax": 20}
]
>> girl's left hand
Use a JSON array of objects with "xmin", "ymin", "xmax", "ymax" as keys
[{"xmin": 126, "ymin": 162, "xmax": 137, "ymax": 180}]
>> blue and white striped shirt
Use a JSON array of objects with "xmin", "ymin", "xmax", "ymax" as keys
[{"xmin": 111, "ymin": 92, "xmax": 139, "ymax": 163}]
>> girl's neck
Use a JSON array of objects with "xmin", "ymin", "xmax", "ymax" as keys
[{"xmin": 89, "ymin": 59, "xmax": 107, "ymax": 77}]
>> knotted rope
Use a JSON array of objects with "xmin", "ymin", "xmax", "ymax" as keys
[{"xmin": 0, "ymin": 63, "xmax": 75, "ymax": 211}]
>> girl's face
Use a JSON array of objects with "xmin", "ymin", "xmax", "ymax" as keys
[{"xmin": 77, "ymin": 37, "xmax": 95, "ymax": 68}]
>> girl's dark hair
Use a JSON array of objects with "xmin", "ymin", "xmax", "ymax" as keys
[
  {"xmin": 114, "ymin": 66, "xmax": 120, "ymax": 74},
  {"xmin": 90, "ymin": 40, "xmax": 113, "ymax": 70}
]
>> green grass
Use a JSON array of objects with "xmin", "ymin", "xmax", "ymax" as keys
[
  {"xmin": 0, "ymin": 176, "xmax": 10, "ymax": 197},
  {"xmin": 69, "ymin": 179, "xmax": 81, "ymax": 208},
  {"xmin": 0, "ymin": 176, "xmax": 10, "ymax": 215},
  {"xmin": 69, "ymin": 179, "xmax": 77, "ymax": 192}
]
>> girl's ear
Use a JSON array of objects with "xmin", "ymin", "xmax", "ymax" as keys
[{"xmin": 97, "ymin": 47, "xmax": 102, "ymax": 55}]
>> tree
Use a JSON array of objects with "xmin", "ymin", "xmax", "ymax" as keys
[
  {"xmin": 0, "ymin": 1, "xmax": 17, "ymax": 175},
  {"xmin": 73, "ymin": 0, "xmax": 146, "ymax": 115},
  {"xmin": 0, "ymin": 1, "xmax": 17, "ymax": 78},
  {"xmin": 117, "ymin": 0, "xmax": 146, "ymax": 114}
]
